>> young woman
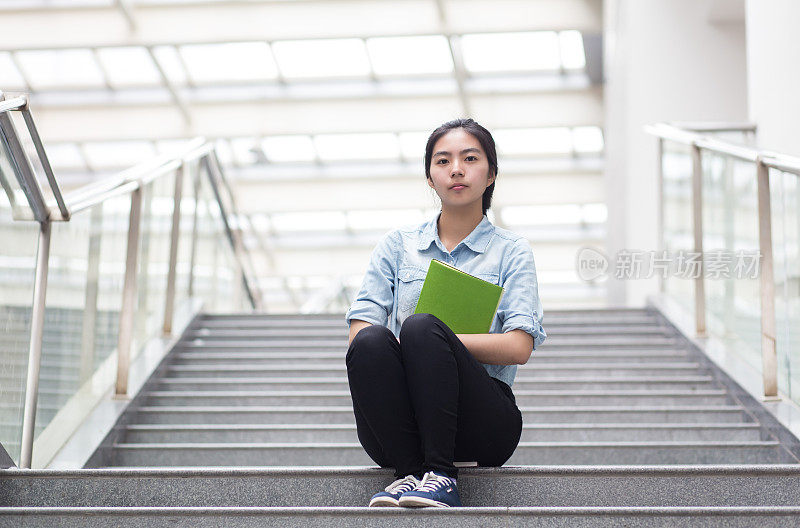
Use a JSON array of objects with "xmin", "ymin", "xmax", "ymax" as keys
[{"xmin": 344, "ymin": 118, "xmax": 546, "ymax": 508}]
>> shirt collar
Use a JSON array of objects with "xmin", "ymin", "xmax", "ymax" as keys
[{"xmin": 417, "ymin": 211, "xmax": 495, "ymax": 254}]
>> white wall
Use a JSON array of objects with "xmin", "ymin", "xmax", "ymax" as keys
[
  {"xmin": 603, "ymin": 0, "xmax": 749, "ymax": 307},
  {"xmin": 745, "ymin": 0, "xmax": 800, "ymax": 156}
]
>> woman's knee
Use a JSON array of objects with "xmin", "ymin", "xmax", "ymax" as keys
[
  {"xmin": 399, "ymin": 312, "xmax": 443, "ymax": 341},
  {"xmin": 346, "ymin": 324, "xmax": 395, "ymax": 366}
]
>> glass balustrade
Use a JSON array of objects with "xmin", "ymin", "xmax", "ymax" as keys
[
  {"xmin": 771, "ymin": 168, "xmax": 800, "ymax": 402},
  {"xmin": 661, "ymin": 140, "xmax": 694, "ymax": 313},
  {"xmin": 700, "ymin": 151, "xmax": 763, "ymax": 376},
  {"xmin": 0, "ymin": 202, "xmax": 39, "ymax": 467}
]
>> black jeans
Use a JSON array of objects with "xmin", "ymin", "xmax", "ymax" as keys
[{"xmin": 345, "ymin": 313, "xmax": 523, "ymax": 479}]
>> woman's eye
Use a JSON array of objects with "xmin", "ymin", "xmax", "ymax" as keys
[
  {"xmin": 436, "ymin": 159, "xmax": 448, "ymax": 164},
  {"xmin": 466, "ymin": 156, "xmax": 477, "ymax": 161}
]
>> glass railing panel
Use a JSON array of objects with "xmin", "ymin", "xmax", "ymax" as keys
[
  {"xmin": 31, "ymin": 194, "xmax": 129, "ymax": 467},
  {"xmin": 132, "ymin": 174, "xmax": 175, "ymax": 359},
  {"xmin": 0, "ymin": 119, "xmax": 33, "ymax": 221},
  {"xmin": 701, "ymin": 152, "xmax": 762, "ymax": 374},
  {"xmin": 771, "ymin": 168, "xmax": 800, "ymax": 403},
  {"xmin": 0, "ymin": 203, "xmax": 39, "ymax": 466},
  {"xmin": 193, "ymin": 170, "xmax": 246, "ymax": 313},
  {"xmin": 171, "ymin": 163, "xmax": 197, "ymax": 327},
  {"xmin": 661, "ymin": 140, "xmax": 695, "ymax": 313}
]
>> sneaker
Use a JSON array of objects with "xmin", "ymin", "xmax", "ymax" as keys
[
  {"xmin": 398, "ymin": 470, "xmax": 462, "ymax": 508},
  {"xmin": 369, "ymin": 474, "xmax": 422, "ymax": 507}
]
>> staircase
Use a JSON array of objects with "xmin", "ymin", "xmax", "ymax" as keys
[{"xmin": 2, "ymin": 308, "xmax": 800, "ymax": 526}]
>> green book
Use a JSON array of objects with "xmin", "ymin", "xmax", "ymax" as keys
[{"xmin": 413, "ymin": 259, "xmax": 504, "ymax": 334}]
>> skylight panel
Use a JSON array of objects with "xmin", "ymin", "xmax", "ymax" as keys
[
  {"xmin": 96, "ymin": 47, "xmax": 161, "ymax": 87},
  {"xmin": 398, "ymin": 131, "xmax": 429, "ymax": 161},
  {"xmin": 271, "ymin": 39, "xmax": 371, "ymax": 79},
  {"xmin": 314, "ymin": 133, "xmax": 399, "ymax": 161},
  {"xmin": 229, "ymin": 137, "xmax": 262, "ymax": 165},
  {"xmin": 559, "ymin": 31, "xmax": 586, "ymax": 69},
  {"xmin": 572, "ymin": 126, "xmax": 604, "ymax": 152},
  {"xmin": 460, "ymin": 32, "xmax": 560, "ymax": 73},
  {"xmin": 366, "ymin": 36, "xmax": 453, "ymax": 76},
  {"xmin": 271, "ymin": 211, "xmax": 348, "ymax": 232},
  {"xmin": 0, "ymin": 52, "xmax": 27, "ymax": 89},
  {"xmin": 151, "ymin": 46, "xmax": 188, "ymax": 86},
  {"xmin": 180, "ymin": 42, "xmax": 277, "ymax": 84},
  {"xmin": 261, "ymin": 136, "xmax": 316, "ymax": 163},
  {"xmin": 15, "ymin": 49, "xmax": 106, "ymax": 89},
  {"xmin": 83, "ymin": 141, "xmax": 157, "ymax": 169},
  {"xmin": 494, "ymin": 127, "xmax": 572, "ymax": 155},
  {"xmin": 213, "ymin": 139, "xmax": 234, "ymax": 165}
]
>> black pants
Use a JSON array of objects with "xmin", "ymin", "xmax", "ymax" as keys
[{"xmin": 345, "ymin": 312, "xmax": 523, "ymax": 479}]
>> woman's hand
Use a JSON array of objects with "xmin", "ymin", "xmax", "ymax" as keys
[{"xmin": 455, "ymin": 330, "xmax": 533, "ymax": 365}]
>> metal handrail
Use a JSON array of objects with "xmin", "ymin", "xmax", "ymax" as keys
[
  {"xmin": 646, "ymin": 121, "xmax": 797, "ymax": 401},
  {"xmin": 0, "ymin": 96, "xmax": 263, "ymax": 468}
]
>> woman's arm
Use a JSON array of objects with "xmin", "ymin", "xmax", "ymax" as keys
[
  {"xmin": 348, "ymin": 319, "xmax": 373, "ymax": 346},
  {"xmin": 455, "ymin": 330, "xmax": 533, "ymax": 365}
]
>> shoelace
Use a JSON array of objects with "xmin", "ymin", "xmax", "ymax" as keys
[
  {"xmin": 415, "ymin": 471, "xmax": 454, "ymax": 493},
  {"xmin": 384, "ymin": 475, "xmax": 420, "ymax": 494}
]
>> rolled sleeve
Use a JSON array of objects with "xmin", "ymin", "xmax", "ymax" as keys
[
  {"xmin": 497, "ymin": 238, "xmax": 547, "ymax": 350},
  {"xmin": 345, "ymin": 231, "xmax": 399, "ymax": 328}
]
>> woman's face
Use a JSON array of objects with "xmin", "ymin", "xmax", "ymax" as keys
[{"xmin": 427, "ymin": 128, "xmax": 495, "ymax": 213}]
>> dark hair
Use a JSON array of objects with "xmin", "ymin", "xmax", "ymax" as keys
[{"xmin": 424, "ymin": 118, "xmax": 498, "ymax": 215}]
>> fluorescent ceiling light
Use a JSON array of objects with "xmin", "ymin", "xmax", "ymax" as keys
[
  {"xmin": 180, "ymin": 42, "xmax": 277, "ymax": 83},
  {"xmin": 272, "ymin": 211, "xmax": 348, "ymax": 232},
  {"xmin": 572, "ymin": 126, "xmax": 604, "ymax": 152},
  {"xmin": 0, "ymin": 52, "xmax": 26, "ymax": 89},
  {"xmin": 461, "ymin": 32, "xmax": 560, "ymax": 73},
  {"xmin": 314, "ymin": 133, "xmax": 400, "ymax": 161},
  {"xmin": 15, "ymin": 49, "xmax": 106, "ymax": 89},
  {"xmin": 347, "ymin": 209, "xmax": 425, "ymax": 230},
  {"xmin": 494, "ymin": 128, "xmax": 572, "ymax": 155},
  {"xmin": 559, "ymin": 31, "xmax": 586, "ymax": 69},
  {"xmin": 44, "ymin": 143, "xmax": 86, "ymax": 171},
  {"xmin": 501, "ymin": 204, "xmax": 584, "ymax": 226},
  {"xmin": 83, "ymin": 141, "xmax": 157, "ymax": 169},
  {"xmin": 272, "ymin": 38, "xmax": 371, "ymax": 79},
  {"xmin": 262, "ymin": 136, "xmax": 316, "ymax": 163},
  {"xmin": 582, "ymin": 203, "xmax": 608, "ymax": 223},
  {"xmin": 96, "ymin": 47, "xmax": 161, "ymax": 87},
  {"xmin": 366, "ymin": 36, "xmax": 453, "ymax": 76}
]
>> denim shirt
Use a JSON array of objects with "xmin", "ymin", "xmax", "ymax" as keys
[{"xmin": 345, "ymin": 212, "xmax": 546, "ymax": 387}]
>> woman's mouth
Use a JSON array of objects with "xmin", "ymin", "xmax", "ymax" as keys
[{"xmin": 450, "ymin": 185, "xmax": 467, "ymax": 190}]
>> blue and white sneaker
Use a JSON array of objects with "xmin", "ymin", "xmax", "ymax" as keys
[
  {"xmin": 398, "ymin": 470, "xmax": 462, "ymax": 508},
  {"xmin": 369, "ymin": 474, "xmax": 421, "ymax": 507}
]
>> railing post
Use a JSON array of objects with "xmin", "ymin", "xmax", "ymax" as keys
[
  {"xmin": 188, "ymin": 162, "xmax": 201, "ymax": 297},
  {"xmin": 163, "ymin": 164, "xmax": 184, "ymax": 336},
  {"xmin": 19, "ymin": 220, "xmax": 51, "ymax": 469},
  {"xmin": 115, "ymin": 187, "xmax": 142, "ymax": 398},
  {"xmin": 690, "ymin": 144, "xmax": 707, "ymax": 337},
  {"xmin": 756, "ymin": 159, "xmax": 778, "ymax": 398}
]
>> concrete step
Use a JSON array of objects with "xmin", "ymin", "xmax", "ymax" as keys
[
  {"xmin": 132, "ymin": 405, "xmax": 750, "ymax": 425},
  {"xmin": 168, "ymin": 350, "xmax": 692, "ymax": 365},
  {"xmin": 121, "ymin": 423, "xmax": 764, "ymax": 444},
  {"xmin": 184, "ymin": 324, "xmax": 674, "ymax": 339},
  {"xmin": 141, "ymin": 389, "xmax": 732, "ymax": 407},
  {"xmin": 6, "ymin": 506, "xmax": 800, "ymax": 527},
  {"xmin": 151, "ymin": 375, "xmax": 719, "ymax": 392},
  {"xmin": 161, "ymin": 363, "xmax": 706, "ymax": 378},
  {"xmin": 175, "ymin": 337, "xmax": 683, "ymax": 350},
  {"xmin": 108, "ymin": 441, "xmax": 793, "ymax": 467},
  {"xmin": 4, "ymin": 466, "xmax": 800, "ymax": 507}
]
